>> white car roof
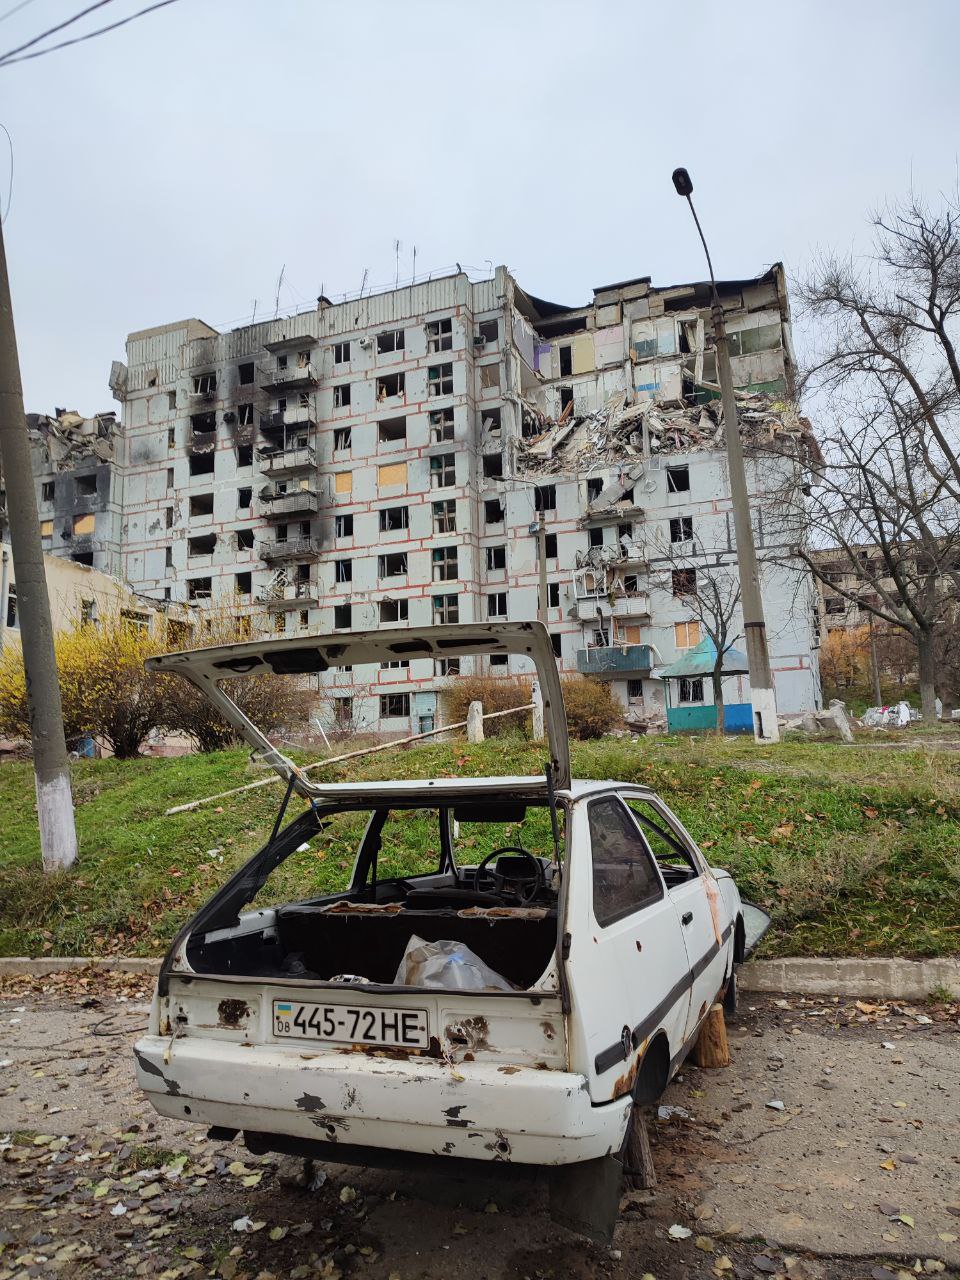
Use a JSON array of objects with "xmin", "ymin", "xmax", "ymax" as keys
[{"xmin": 295, "ymin": 778, "xmax": 653, "ymax": 803}]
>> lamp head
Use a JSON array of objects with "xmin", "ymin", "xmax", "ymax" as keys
[{"xmin": 672, "ymin": 167, "xmax": 693, "ymax": 197}]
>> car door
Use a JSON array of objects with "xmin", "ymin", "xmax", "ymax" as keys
[
  {"xmin": 572, "ymin": 792, "xmax": 692, "ymax": 1103},
  {"xmin": 622, "ymin": 793, "xmax": 730, "ymax": 1042}
]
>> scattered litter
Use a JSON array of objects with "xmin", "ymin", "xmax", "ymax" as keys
[
  {"xmin": 657, "ymin": 1105, "xmax": 691, "ymax": 1121},
  {"xmin": 394, "ymin": 935, "xmax": 515, "ymax": 991},
  {"xmin": 766, "ymin": 1100, "xmax": 785, "ymax": 1111},
  {"xmin": 668, "ymin": 1224, "xmax": 693, "ymax": 1240}
]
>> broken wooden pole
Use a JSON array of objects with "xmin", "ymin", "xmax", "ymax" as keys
[
  {"xmin": 623, "ymin": 1105, "xmax": 657, "ymax": 1190},
  {"xmin": 466, "ymin": 700, "xmax": 484, "ymax": 743},
  {"xmin": 690, "ymin": 1002, "xmax": 730, "ymax": 1068}
]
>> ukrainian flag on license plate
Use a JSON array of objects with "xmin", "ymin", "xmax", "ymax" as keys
[{"xmin": 276, "ymin": 1002, "xmax": 293, "ymax": 1016}]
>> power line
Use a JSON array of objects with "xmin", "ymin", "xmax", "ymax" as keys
[
  {"xmin": 0, "ymin": 0, "xmax": 116, "ymax": 63},
  {"xmin": 0, "ymin": 0, "xmax": 41, "ymax": 26},
  {"xmin": 0, "ymin": 0, "xmax": 179, "ymax": 66}
]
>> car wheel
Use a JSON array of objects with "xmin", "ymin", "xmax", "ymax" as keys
[{"xmin": 722, "ymin": 965, "xmax": 738, "ymax": 1019}]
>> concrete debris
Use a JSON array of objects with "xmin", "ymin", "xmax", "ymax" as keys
[
  {"xmin": 27, "ymin": 408, "xmax": 121, "ymax": 470},
  {"xmin": 780, "ymin": 699, "xmax": 853, "ymax": 743},
  {"xmin": 517, "ymin": 388, "xmax": 818, "ymax": 476}
]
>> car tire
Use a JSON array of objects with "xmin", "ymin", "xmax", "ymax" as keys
[{"xmin": 722, "ymin": 965, "xmax": 738, "ymax": 1019}]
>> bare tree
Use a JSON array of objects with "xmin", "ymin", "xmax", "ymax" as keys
[
  {"xmin": 649, "ymin": 546, "xmax": 741, "ymax": 735},
  {"xmin": 772, "ymin": 192, "xmax": 960, "ymax": 721}
]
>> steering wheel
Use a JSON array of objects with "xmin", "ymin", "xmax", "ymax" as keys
[{"xmin": 474, "ymin": 846, "xmax": 545, "ymax": 906}]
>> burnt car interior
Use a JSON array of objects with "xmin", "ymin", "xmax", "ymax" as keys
[{"xmin": 184, "ymin": 798, "xmax": 564, "ymax": 991}]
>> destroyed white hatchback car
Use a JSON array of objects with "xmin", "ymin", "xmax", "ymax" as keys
[{"xmin": 135, "ymin": 623, "xmax": 767, "ymax": 1238}]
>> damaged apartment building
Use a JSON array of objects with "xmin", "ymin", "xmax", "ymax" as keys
[{"xmin": 105, "ymin": 263, "xmax": 821, "ymax": 733}]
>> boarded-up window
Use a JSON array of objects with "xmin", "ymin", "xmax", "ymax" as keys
[
  {"xmin": 479, "ymin": 364, "xmax": 500, "ymax": 390},
  {"xmin": 40, "ymin": 520, "xmax": 53, "ymax": 537},
  {"xmin": 334, "ymin": 472, "xmax": 352, "ymax": 494},
  {"xmin": 73, "ymin": 513, "xmax": 96, "ymax": 536},
  {"xmin": 378, "ymin": 462, "xmax": 407, "ymax": 488},
  {"xmin": 674, "ymin": 621, "xmax": 700, "ymax": 649}
]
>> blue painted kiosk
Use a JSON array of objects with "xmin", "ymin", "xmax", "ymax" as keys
[{"xmin": 658, "ymin": 636, "xmax": 753, "ymax": 734}]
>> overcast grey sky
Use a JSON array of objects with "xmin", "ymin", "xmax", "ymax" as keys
[{"xmin": 2, "ymin": 0, "xmax": 957, "ymax": 413}]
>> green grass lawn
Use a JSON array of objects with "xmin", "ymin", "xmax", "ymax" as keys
[{"xmin": 0, "ymin": 730, "xmax": 958, "ymax": 960}]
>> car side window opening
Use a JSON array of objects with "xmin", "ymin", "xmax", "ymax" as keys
[
  {"xmin": 623, "ymin": 798, "xmax": 700, "ymax": 887},
  {"xmin": 589, "ymin": 796, "xmax": 664, "ymax": 927}
]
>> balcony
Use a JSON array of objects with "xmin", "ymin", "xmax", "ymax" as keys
[
  {"xmin": 257, "ymin": 582, "xmax": 319, "ymax": 609},
  {"xmin": 189, "ymin": 379, "xmax": 218, "ymax": 404},
  {"xmin": 577, "ymin": 644, "xmax": 653, "ymax": 677},
  {"xmin": 573, "ymin": 592, "xmax": 651, "ymax": 623},
  {"xmin": 186, "ymin": 429, "xmax": 217, "ymax": 455},
  {"xmin": 260, "ymin": 407, "xmax": 318, "ymax": 432},
  {"xmin": 258, "ymin": 443, "xmax": 318, "ymax": 477},
  {"xmin": 259, "ymin": 487, "xmax": 321, "ymax": 518},
  {"xmin": 260, "ymin": 361, "xmax": 319, "ymax": 393},
  {"xmin": 259, "ymin": 535, "xmax": 324, "ymax": 563}
]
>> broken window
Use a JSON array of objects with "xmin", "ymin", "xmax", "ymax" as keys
[
  {"xmin": 477, "ymin": 319, "xmax": 498, "ymax": 346},
  {"xmin": 236, "ymin": 444, "xmax": 253, "ymax": 467},
  {"xmin": 377, "ymin": 329, "xmax": 404, "ymax": 355},
  {"xmin": 627, "ymin": 679, "xmax": 644, "ymax": 699},
  {"xmin": 192, "ymin": 373, "xmax": 216, "ymax": 396},
  {"xmin": 428, "ymin": 363, "xmax": 453, "ymax": 397},
  {"xmin": 188, "ymin": 576, "xmax": 212, "ymax": 600},
  {"xmin": 479, "ymin": 364, "xmax": 500, "ymax": 391},
  {"xmin": 189, "ymin": 453, "xmax": 215, "ymax": 477},
  {"xmin": 433, "ymin": 593, "xmax": 459, "ymax": 624},
  {"xmin": 274, "ymin": 613, "xmax": 286, "ymax": 635},
  {"xmin": 559, "ymin": 345, "xmax": 573, "ymax": 377},
  {"xmin": 333, "ymin": 696, "xmax": 353, "ymax": 725},
  {"xmin": 435, "ymin": 657, "xmax": 460, "ymax": 676},
  {"xmin": 482, "ymin": 452, "xmax": 504, "ymax": 480},
  {"xmin": 379, "ymin": 506, "xmax": 408, "ymax": 532},
  {"xmin": 335, "ymin": 559, "xmax": 353, "ymax": 583},
  {"xmin": 484, "ymin": 497, "xmax": 504, "ymax": 524},
  {"xmin": 377, "ymin": 372, "xmax": 405, "ymax": 400},
  {"xmin": 490, "ymin": 652, "xmax": 508, "ymax": 667},
  {"xmin": 41, "ymin": 480, "xmax": 54, "ymax": 503},
  {"xmin": 380, "ymin": 693, "xmax": 410, "ymax": 719},
  {"xmin": 551, "ymin": 633, "xmax": 562, "ymax": 658},
  {"xmin": 427, "ymin": 318, "xmax": 453, "ymax": 353},
  {"xmin": 168, "ymin": 392, "xmax": 177, "ymax": 411},
  {"xmin": 381, "ymin": 658, "xmax": 409, "ymax": 671},
  {"xmin": 75, "ymin": 473, "xmax": 97, "ymax": 498},
  {"xmin": 486, "ymin": 545, "xmax": 506, "ymax": 571},
  {"xmin": 188, "ymin": 533, "xmax": 216, "ymax": 557},
  {"xmin": 378, "ymin": 417, "xmax": 406, "ymax": 444},
  {"xmin": 377, "ymin": 462, "xmax": 406, "ymax": 488},
  {"xmin": 670, "ymin": 515, "xmax": 693, "ymax": 543},
  {"xmin": 165, "ymin": 546, "xmax": 173, "ymax": 568},
  {"xmin": 675, "ymin": 621, "xmax": 700, "ymax": 649},
  {"xmin": 430, "ymin": 453, "xmax": 455, "ymax": 488},
  {"xmin": 545, "ymin": 533, "xmax": 557, "ymax": 558},
  {"xmin": 678, "ymin": 676, "xmax": 704, "ymax": 704},
  {"xmin": 379, "ymin": 551, "xmax": 408, "ymax": 578},
  {"xmin": 433, "ymin": 499, "xmax": 456, "ymax": 533},
  {"xmin": 333, "ymin": 341, "xmax": 351, "ymax": 364},
  {"xmin": 587, "ymin": 477, "xmax": 603, "ymax": 503},
  {"xmin": 666, "ymin": 464, "xmax": 690, "ymax": 493},
  {"xmin": 623, "ymin": 574, "xmax": 640, "ymax": 594},
  {"xmin": 535, "ymin": 484, "xmax": 556, "ymax": 512},
  {"xmin": 333, "ymin": 383, "xmax": 351, "ymax": 409},
  {"xmin": 238, "ymin": 487, "xmax": 252, "ymax": 510},
  {"xmin": 335, "ymin": 513, "xmax": 354, "ymax": 538},
  {"xmin": 432, "ymin": 545, "xmax": 458, "ymax": 582},
  {"xmin": 617, "ymin": 523, "xmax": 632, "ymax": 543},
  {"xmin": 72, "ymin": 512, "xmax": 96, "ymax": 536},
  {"xmin": 588, "ymin": 527, "xmax": 604, "ymax": 549},
  {"xmin": 430, "ymin": 407, "xmax": 455, "ymax": 442},
  {"xmin": 334, "ymin": 426, "xmax": 352, "ymax": 450},
  {"xmin": 481, "ymin": 407, "xmax": 501, "ymax": 437},
  {"xmin": 547, "ymin": 582, "xmax": 560, "ymax": 608},
  {"xmin": 296, "ymin": 349, "xmax": 311, "ymax": 369},
  {"xmin": 380, "ymin": 599, "xmax": 409, "ymax": 623},
  {"xmin": 237, "ymin": 529, "xmax": 254, "ymax": 550},
  {"xmin": 672, "ymin": 568, "xmax": 697, "ymax": 597},
  {"xmin": 277, "ymin": 355, "xmax": 288, "ymax": 371},
  {"xmin": 559, "ymin": 386, "xmax": 574, "ymax": 413},
  {"xmin": 589, "ymin": 796, "xmax": 663, "ymax": 927},
  {"xmin": 237, "ymin": 403, "xmax": 254, "ymax": 427},
  {"xmin": 235, "ymin": 571, "xmax": 252, "ymax": 596},
  {"xmin": 238, "ymin": 362, "xmax": 255, "ymax": 386},
  {"xmin": 727, "ymin": 324, "xmax": 781, "ymax": 357},
  {"xmin": 166, "ymin": 467, "xmax": 174, "ymax": 490},
  {"xmin": 298, "ymin": 609, "xmax": 309, "ymax": 628},
  {"xmin": 335, "ymin": 471, "xmax": 353, "ymax": 494},
  {"xmin": 334, "ymin": 603, "xmax": 352, "ymax": 629},
  {"xmin": 487, "ymin": 592, "xmax": 507, "ymax": 619},
  {"xmin": 72, "ymin": 552, "xmax": 94, "ymax": 566},
  {"xmin": 167, "ymin": 427, "xmax": 176, "ymax": 450}
]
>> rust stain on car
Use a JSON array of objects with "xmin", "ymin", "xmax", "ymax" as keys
[
  {"xmin": 611, "ymin": 1054, "xmax": 639, "ymax": 1101},
  {"xmin": 540, "ymin": 1020, "xmax": 557, "ymax": 1041},
  {"xmin": 444, "ymin": 1016, "xmax": 490, "ymax": 1053},
  {"xmin": 335, "ymin": 1035, "xmax": 443, "ymax": 1061},
  {"xmin": 217, "ymin": 998, "xmax": 250, "ymax": 1028}
]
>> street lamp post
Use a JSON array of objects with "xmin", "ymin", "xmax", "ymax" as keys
[{"xmin": 671, "ymin": 167, "xmax": 780, "ymax": 743}]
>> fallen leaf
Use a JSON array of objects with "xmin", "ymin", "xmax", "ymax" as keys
[
  {"xmin": 895, "ymin": 1213, "xmax": 915, "ymax": 1228},
  {"xmin": 268, "ymin": 1226, "xmax": 287, "ymax": 1241},
  {"xmin": 668, "ymin": 1224, "xmax": 693, "ymax": 1240},
  {"xmin": 880, "ymin": 1158, "xmax": 898, "ymax": 1171},
  {"xmin": 339, "ymin": 1185, "xmax": 356, "ymax": 1204},
  {"xmin": 695, "ymin": 1236, "xmax": 715, "ymax": 1253},
  {"xmin": 937, "ymin": 1233, "xmax": 957, "ymax": 1243}
]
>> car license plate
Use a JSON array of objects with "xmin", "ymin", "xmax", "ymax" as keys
[{"xmin": 273, "ymin": 1000, "xmax": 430, "ymax": 1049}]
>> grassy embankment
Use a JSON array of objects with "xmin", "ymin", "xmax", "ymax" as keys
[{"xmin": 0, "ymin": 729, "xmax": 958, "ymax": 959}]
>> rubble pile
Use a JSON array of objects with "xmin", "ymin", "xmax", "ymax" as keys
[
  {"xmin": 516, "ymin": 389, "xmax": 817, "ymax": 475},
  {"xmin": 26, "ymin": 408, "xmax": 120, "ymax": 469}
]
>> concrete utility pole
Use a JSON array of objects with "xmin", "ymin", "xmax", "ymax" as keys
[
  {"xmin": 0, "ymin": 218, "xmax": 79, "ymax": 870},
  {"xmin": 671, "ymin": 167, "xmax": 781, "ymax": 742}
]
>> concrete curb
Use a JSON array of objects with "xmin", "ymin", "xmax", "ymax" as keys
[{"xmin": 1, "ymin": 954, "xmax": 958, "ymax": 998}]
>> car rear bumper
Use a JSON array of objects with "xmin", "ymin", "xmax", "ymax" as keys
[{"xmin": 134, "ymin": 1034, "xmax": 632, "ymax": 1166}]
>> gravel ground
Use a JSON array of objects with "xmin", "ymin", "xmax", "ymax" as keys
[{"xmin": 0, "ymin": 971, "xmax": 958, "ymax": 1280}]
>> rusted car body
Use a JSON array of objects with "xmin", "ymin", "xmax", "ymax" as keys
[{"xmin": 134, "ymin": 622, "xmax": 763, "ymax": 1238}]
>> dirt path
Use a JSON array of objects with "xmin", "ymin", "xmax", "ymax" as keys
[{"xmin": 1, "ymin": 973, "xmax": 958, "ymax": 1279}]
